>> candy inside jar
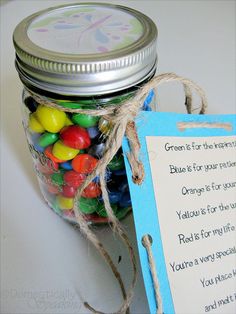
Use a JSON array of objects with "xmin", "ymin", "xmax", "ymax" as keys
[
  {"xmin": 23, "ymin": 90, "xmax": 156, "ymax": 224},
  {"xmin": 14, "ymin": 2, "xmax": 158, "ymax": 224}
]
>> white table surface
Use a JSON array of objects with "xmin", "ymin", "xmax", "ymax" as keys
[{"xmin": 1, "ymin": 1, "xmax": 235, "ymax": 313}]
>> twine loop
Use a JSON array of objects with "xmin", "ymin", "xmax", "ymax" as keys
[{"xmin": 28, "ymin": 73, "xmax": 207, "ymax": 314}]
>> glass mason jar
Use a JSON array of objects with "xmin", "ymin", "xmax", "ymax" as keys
[{"xmin": 13, "ymin": 3, "xmax": 158, "ymax": 224}]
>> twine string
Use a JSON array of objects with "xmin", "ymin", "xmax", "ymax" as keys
[
  {"xmin": 27, "ymin": 73, "xmax": 208, "ymax": 314},
  {"xmin": 142, "ymin": 235, "xmax": 163, "ymax": 314},
  {"xmin": 177, "ymin": 122, "xmax": 233, "ymax": 131}
]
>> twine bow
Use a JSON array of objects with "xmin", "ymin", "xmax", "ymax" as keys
[{"xmin": 28, "ymin": 73, "xmax": 207, "ymax": 314}]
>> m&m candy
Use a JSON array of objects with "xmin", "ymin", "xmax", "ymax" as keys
[
  {"xmin": 96, "ymin": 203, "xmax": 118, "ymax": 218},
  {"xmin": 37, "ymin": 159, "xmax": 59, "ymax": 174},
  {"xmin": 64, "ymin": 170, "xmax": 86, "ymax": 188},
  {"xmin": 108, "ymin": 191, "xmax": 122, "ymax": 204},
  {"xmin": 72, "ymin": 113, "xmax": 99, "ymax": 128},
  {"xmin": 33, "ymin": 143, "xmax": 45, "ymax": 153},
  {"xmin": 36, "ymin": 105, "xmax": 67, "ymax": 133},
  {"xmin": 78, "ymin": 197, "xmax": 99, "ymax": 214},
  {"xmin": 57, "ymin": 195, "xmax": 74, "ymax": 210},
  {"xmin": 29, "ymin": 113, "xmax": 45, "ymax": 133},
  {"xmin": 60, "ymin": 161, "xmax": 73, "ymax": 170},
  {"xmin": 64, "ymin": 116, "xmax": 73, "ymax": 126},
  {"xmin": 60, "ymin": 125, "xmax": 91, "ymax": 149},
  {"xmin": 88, "ymin": 143, "xmax": 105, "ymax": 158},
  {"xmin": 45, "ymin": 145, "xmax": 65, "ymax": 163},
  {"xmin": 82, "ymin": 182, "xmax": 101, "ymax": 198},
  {"xmin": 52, "ymin": 140, "xmax": 80, "ymax": 160},
  {"xmin": 119, "ymin": 191, "xmax": 131, "ymax": 208},
  {"xmin": 87, "ymin": 126, "xmax": 100, "ymax": 139},
  {"xmin": 72, "ymin": 154, "xmax": 98, "ymax": 174},
  {"xmin": 62, "ymin": 185, "xmax": 77, "ymax": 198},
  {"xmin": 24, "ymin": 97, "xmax": 38, "ymax": 113},
  {"xmin": 51, "ymin": 171, "xmax": 65, "ymax": 186},
  {"xmin": 47, "ymin": 183, "xmax": 60, "ymax": 195},
  {"xmin": 38, "ymin": 132, "xmax": 59, "ymax": 147},
  {"xmin": 107, "ymin": 154, "xmax": 125, "ymax": 171}
]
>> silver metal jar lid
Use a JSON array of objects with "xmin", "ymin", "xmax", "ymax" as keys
[{"xmin": 13, "ymin": 3, "xmax": 158, "ymax": 96}]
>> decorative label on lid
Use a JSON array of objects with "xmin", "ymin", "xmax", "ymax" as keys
[{"xmin": 28, "ymin": 5, "xmax": 143, "ymax": 55}]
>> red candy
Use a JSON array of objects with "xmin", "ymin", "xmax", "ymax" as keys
[
  {"xmin": 82, "ymin": 182, "xmax": 101, "ymax": 198},
  {"xmin": 47, "ymin": 183, "xmax": 60, "ymax": 194},
  {"xmin": 47, "ymin": 158, "xmax": 59, "ymax": 172},
  {"xmin": 36, "ymin": 159, "xmax": 58, "ymax": 174},
  {"xmin": 45, "ymin": 145, "xmax": 65, "ymax": 163},
  {"xmin": 60, "ymin": 125, "xmax": 91, "ymax": 149},
  {"xmin": 62, "ymin": 185, "xmax": 77, "ymax": 198},
  {"xmin": 63, "ymin": 210, "xmax": 75, "ymax": 218},
  {"xmin": 72, "ymin": 154, "xmax": 98, "ymax": 174},
  {"xmin": 64, "ymin": 170, "xmax": 86, "ymax": 188}
]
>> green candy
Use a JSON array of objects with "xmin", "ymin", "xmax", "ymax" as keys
[
  {"xmin": 57, "ymin": 101, "xmax": 97, "ymax": 109},
  {"xmin": 78, "ymin": 197, "xmax": 99, "ymax": 214},
  {"xmin": 107, "ymin": 92, "xmax": 134, "ymax": 105},
  {"xmin": 116, "ymin": 207, "xmax": 131, "ymax": 220},
  {"xmin": 51, "ymin": 171, "xmax": 65, "ymax": 186},
  {"xmin": 107, "ymin": 154, "xmax": 125, "ymax": 171},
  {"xmin": 72, "ymin": 113, "xmax": 99, "ymax": 128},
  {"xmin": 58, "ymin": 102, "xmax": 99, "ymax": 128},
  {"xmin": 96, "ymin": 203, "xmax": 118, "ymax": 218},
  {"xmin": 38, "ymin": 132, "xmax": 59, "ymax": 147}
]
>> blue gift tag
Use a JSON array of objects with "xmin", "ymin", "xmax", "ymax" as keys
[{"xmin": 122, "ymin": 112, "xmax": 236, "ymax": 314}]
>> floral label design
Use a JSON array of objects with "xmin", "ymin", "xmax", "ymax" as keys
[{"xmin": 28, "ymin": 5, "xmax": 143, "ymax": 54}]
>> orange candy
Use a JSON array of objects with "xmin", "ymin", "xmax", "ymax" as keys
[
  {"xmin": 72, "ymin": 154, "xmax": 98, "ymax": 174},
  {"xmin": 45, "ymin": 145, "xmax": 65, "ymax": 163}
]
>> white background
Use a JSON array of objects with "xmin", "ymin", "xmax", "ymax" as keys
[{"xmin": 0, "ymin": 1, "xmax": 235, "ymax": 313}]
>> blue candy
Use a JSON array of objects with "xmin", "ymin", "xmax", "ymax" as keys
[
  {"xmin": 119, "ymin": 191, "xmax": 131, "ymax": 208},
  {"xmin": 99, "ymin": 190, "xmax": 122, "ymax": 204},
  {"xmin": 60, "ymin": 161, "xmax": 73, "ymax": 170},
  {"xmin": 109, "ymin": 191, "xmax": 122, "ymax": 204},
  {"xmin": 87, "ymin": 126, "xmax": 100, "ymax": 139},
  {"xmin": 93, "ymin": 176, "xmax": 100, "ymax": 184},
  {"xmin": 93, "ymin": 169, "xmax": 112, "ymax": 183},
  {"xmin": 33, "ymin": 143, "xmax": 45, "ymax": 153},
  {"xmin": 30, "ymin": 132, "xmax": 40, "ymax": 142},
  {"xmin": 112, "ymin": 168, "xmax": 127, "ymax": 176},
  {"xmin": 29, "ymin": 133, "xmax": 45, "ymax": 152},
  {"xmin": 88, "ymin": 143, "xmax": 105, "ymax": 158},
  {"xmin": 24, "ymin": 97, "xmax": 38, "ymax": 113},
  {"xmin": 118, "ymin": 180, "xmax": 129, "ymax": 193}
]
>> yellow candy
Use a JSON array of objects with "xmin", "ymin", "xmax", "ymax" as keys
[
  {"xmin": 64, "ymin": 115, "xmax": 73, "ymax": 126},
  {"xmin": 52, "ymin": 140, "xmax": 79, "ymax": 160},
  {"xmin": 98, "ymin": 117, "xmax": 113, "ymax": 135},
  {"xmin": 28, "ymin": 113, "xmax": 45, "ymax": 133},
  {"xmin": 57, "ymin": 195, "xmax": 74, "ymax": 210},
  {"xmin": 36, "ymin": 105, "xmax": 66, "ymax": 133}
]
